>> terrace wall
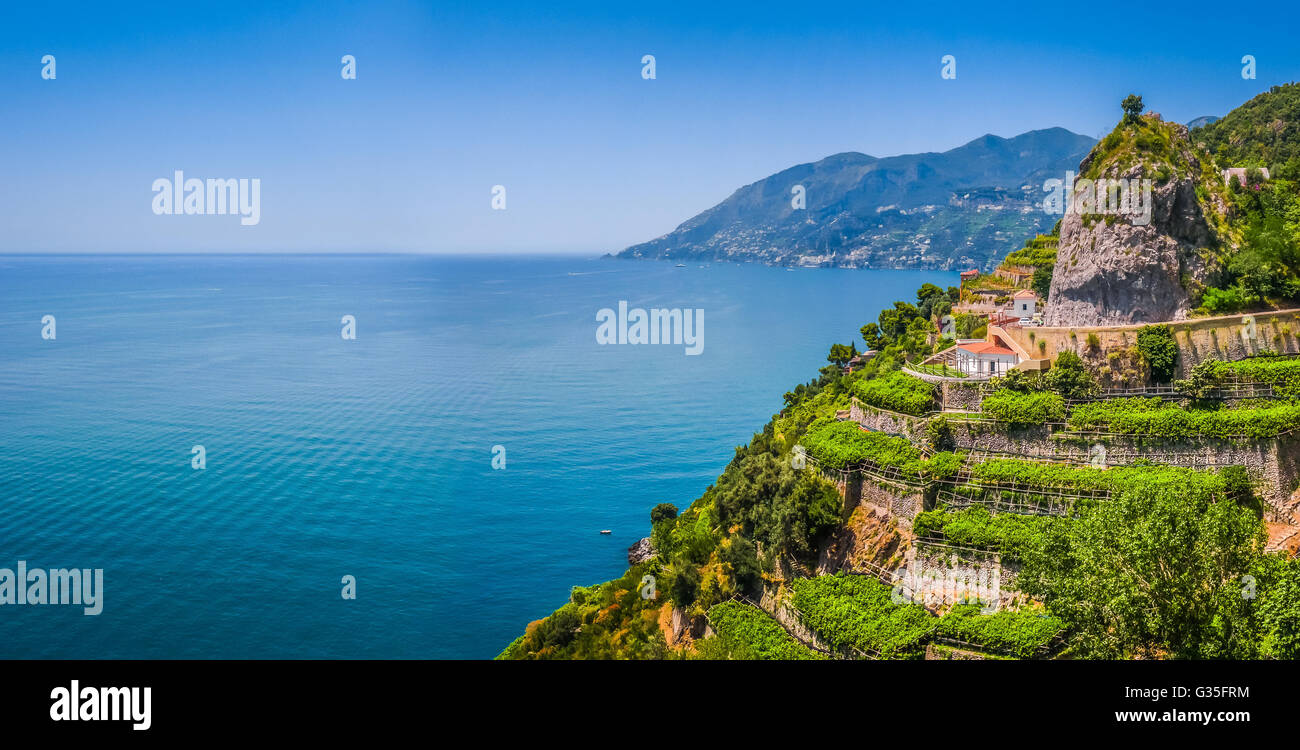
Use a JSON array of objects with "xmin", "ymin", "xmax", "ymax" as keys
[
  {"xmin": 940, "ymin": 381, "xmax": 984, "ymax": 412},
  {"xmin": 827, "ymin": 469, "xmax": 924, "ymax": 522},
  {"xmin": 948, "ymin": 421, "xmax": 1054, "ymax": 453},
  {"xmin": 859, "ymin": 478, "xmax": 924, "ymax": 520},
  {"xmin": 949, "ymin": 420, "xmax": 1300, "ymax": 520},
  {"xmin": 848, "ymin": 399, "xmax": 928, "ymax": 441},
  {"xmin": 904, "ymin": 543, "xmax": 1023, "ymax": 611},
  {"xmin": 1050, "ymin": 432, "xmax": 1300, "ymax": 521},
  {"xmin": 1000, "ymin": 308, "xmax": 1300, "ymax": 377}
]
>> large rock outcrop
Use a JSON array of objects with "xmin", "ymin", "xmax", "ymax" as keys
[
  {"xmin": 1044, "ymin": 119, "xmax": 1226, "ymax": 327},
  {"xmin": 626, "ymin": 537, "xmax": 656, "ymax": 565}
]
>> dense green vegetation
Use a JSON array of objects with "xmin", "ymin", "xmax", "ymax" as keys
[
  {"xmin": 1067, "ymin": 397, "xmax": 1300, "ymax": 439},
  {"xmin": 913, "ymin": 506, "xmax": 1057, "ymax": 558},
  {"xmin": 1199, "ymin": 83, "xmax": 1300, "ymax": 181},
  {"xmin": 859, "ymin": 283, "xmax": 957, "ymax": 359},
  {"xmin": 826, "ymin": 342, "xmax": 859, "ymax": 368},
  {"xmin": 799, "ymin": 419, "xmax": 925, "ymax": 473},
  {"xmin": 1000, "ymin": 233, "xmax": 1058, "ymax": 269},
  {"xmin": 1179, "ymin": 354, "xmax": 1300, "ymax": 398},
  {"xmin": 1017, "ymin": 463, "xmax": 1264, "ymax": 659},
  {"xmin": 799, "ymin": 420, "xmax": 963, "ymax": 482},
  {"xmin": 852, "ymin": 371, "xmax": 936, "ymax": 414},
  {"xmin": 1136, "ymin": 325, "xmax": 1178, "ymax": 382},
  {"xmin": 791, "ymin": 575, "xmax": 1066, "ymax": 659},
  {"xmin": 497, "ymin": 561, "xmax": 671, "ymax": 659},
  {"xmin": 701, "ymin": 601, "xmax": 825, "ymax": 660},
  {"xmin": 979, "ymin": 389, "xmax": 1066, "ymax": 424},
  {"xmin": 789, "ymin": 575, "xmax": 934, "ymax": 658},
  {"xmin": 981, "ymin": 350, "xmax": 1100, "ymax": 406},
  {"xmin": 934, "ymin": 604, "xmax": 1064, "ymax": 658},
  {"xmin": 1249, "ymin": 554, "xmax": 1300, "ymax": 659},
  {"xmin": 1193, "ymin": 83, "xmax": 1300, "ymax": 313},
  {"xmin": 704, "ymin": 447, "xmax": 842, "ymax": 569},
  {"xmin": 974, "ymin": 458, "xmax": 1225, "ymax": 494}
]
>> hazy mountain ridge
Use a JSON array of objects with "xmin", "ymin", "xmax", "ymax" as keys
[{"xmin": 617, "ymin": 128, "xmax": 1096, "ymax": 271}]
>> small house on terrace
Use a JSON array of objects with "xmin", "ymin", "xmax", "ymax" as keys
[
  {"xmin": 1012, "ymin": 289, "xmax": 1038, "ymax": 320},
  {"xmin": 955, "ymin": 339, "xmax": 1018, "ymax": 377}
]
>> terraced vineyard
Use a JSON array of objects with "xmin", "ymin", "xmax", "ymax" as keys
[
  {"xmin": 933, "ymin": 605, "xmax": 1064, "ymax": 657},
  {"xmin": 789, "ymin": 575, "xmax": 935, "ymax": 658},
  {"xmin": 704, "ymin": 601, "xmax": 826, "ymax": 661},
  {"xmin": 784, "ymin": 573, "xmax": 1066, "ymax": 659}
]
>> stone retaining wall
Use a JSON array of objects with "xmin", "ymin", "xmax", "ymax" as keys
[
  {"xmin": 904, "ymin": 543, "xmax": 1024, "ymax": 611},
  {"xmin": 948, "ymin": 421, "xmax": 1054, "ymax": 452},
  {"xmin": 1051, "ymin": 432, "xmax": 1300, "ymax": 520},
  {"xmin": 825, "ymin": 469, "xmax": 923, "ymax": 521},
  {"xmin": 941, "ymin": 381, "xmax": 985, "ymax": 412},
  {"xmin": 849, "ymin": 399, "xmax": 928, "ymax": 441},
  {"xmin": 947, "ymin": 420, "xmax": 1300, "ymax": 520},
  {"xmin": 1000, "ymin": 308, "xmax": 1300, "ymax": 377},
  {"xmin": 758, "ymin": 587, "xmax": 833, "ymax": 652},
  {"xmin": 859, "ymin": 478, "xmax": 924, "ymax": 520}
]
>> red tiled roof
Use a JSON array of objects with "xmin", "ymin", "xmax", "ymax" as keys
[
  {"xmin": 1012, "ymin": 290, "xmax": 1037, "ymax": 299},
  {"xmin": 958, "ymin": 342, "xmax": 1016, "ymax": 356}
]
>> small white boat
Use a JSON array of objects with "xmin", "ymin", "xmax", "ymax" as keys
[{"xmin": 599, "ymin": 529, "xmax": 612, "ymax": 535}]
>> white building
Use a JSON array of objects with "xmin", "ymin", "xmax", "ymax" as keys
[
  {"xmin": 1012, "ymin": 289, "xmax": 1037, "ymax": 320},
  {"xmin": 1223, "ymin": 167, "xmax": 1270, "ymax": 187},
  {"xmin": 956, "ymin": 340, "xmax": 1019, "ymax": 377}
]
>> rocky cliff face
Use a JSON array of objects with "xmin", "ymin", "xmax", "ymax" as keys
[
  {"xmin": 627, "ymin": 537, "xmax": 656, "ymax": 565},
  {"xmin": 1044, "ymin": 119, "xmax": 1227, "ymax": 327}
]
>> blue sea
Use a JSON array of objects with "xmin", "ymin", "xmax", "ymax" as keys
[{"xmin": 0, "ymin": 254, "xmax": 952, "ymax": 658}]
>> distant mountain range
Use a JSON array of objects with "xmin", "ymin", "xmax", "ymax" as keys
[{"xmin": 615, "ymin": 128, "xmax": 1097, "ymax": 271}]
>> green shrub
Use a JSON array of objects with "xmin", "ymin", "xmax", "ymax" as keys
[
  {"xmin": 1137, "ymin": 324, "xmax": 1178, "ymax": 382},
  {"xmin": 980, "ymin": 390, "xmax": 1066, "ymax": 424},
  {"xmin": 913, "ymin": 506, "xmax": 1056, "ymax": 558},
  {"xmin": 705, "ymin": 601, "xmax": 825, "ymax": 660},
  {"xmin": 1067, "ymin": 397, "xmax": 1300, "ymax": 439},
  {"xmin": 1200, "ymin": 285, "xmax": 1256, "ymax": 314},
  {"xmin": 853, "ymin": 372, "xmax": 936, "ymax": 415},
  {"xmin": 1044, "ymin": 350, "xmax": 1100, "ymax": 400},
  {"xmin": 790, "ymin": 575, "xmax": 935, "ymax": 657},
  {"xmin": 935, "ymin": 605, "xmax": 1064, "ymax": 657},
  {"xmin": 800, "ymin": 419, "xmax": 926, "ymax": 473}
]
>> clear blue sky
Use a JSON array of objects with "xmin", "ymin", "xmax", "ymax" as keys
[{"xmin": 1, "ymin": 0, "xmax": 1297, "ymax": 254}]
